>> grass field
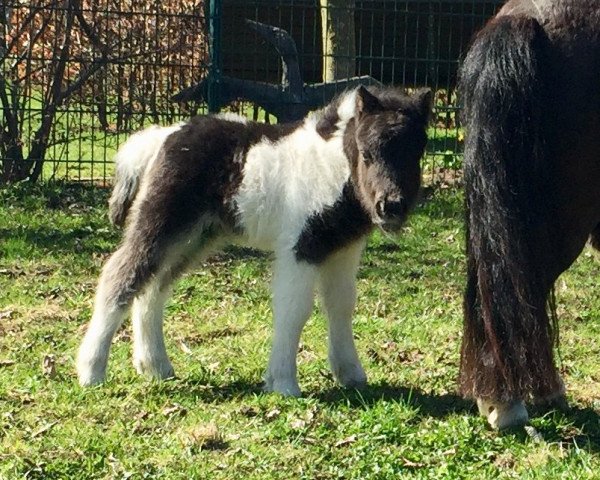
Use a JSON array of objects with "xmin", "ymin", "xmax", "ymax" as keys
[{"xmin": 0, "ymin": 183, "xmax": 599, "ymax": 479}]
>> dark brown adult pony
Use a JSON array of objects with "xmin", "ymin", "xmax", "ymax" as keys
[{"xmin": 459, "ymin": 0, "xmax": 600, "ymax": 428}]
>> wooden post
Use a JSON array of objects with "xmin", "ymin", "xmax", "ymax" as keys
[{"xmin": 320, "ymin": 0, "xmax": 356, "ymax": 82}]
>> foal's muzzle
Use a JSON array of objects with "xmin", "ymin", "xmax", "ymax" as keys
[{"xmin": 374, "ymin": 197, "xmax": 408, "ymax": 232}]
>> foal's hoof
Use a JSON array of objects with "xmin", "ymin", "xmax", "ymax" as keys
[
  {"xmin": 76, "ymin": 353, "xmax": 107, "ymax": 386},
  {"xmin": 263, "ymin": 376, "xmax": 302, "ymax": 397},
  {"xmin": 334, "ymin": 365, "xmax": 368, "ymax": 389},
  {"xmin": 133, "ymin": 356, "xmax": 175, "ymax": 380},
  {"xmin": 77, "ymin": 367, "xmax": 106, "ymax": 387},
  {"xmin": 477, "ymin": 398, "xmax": 529, "ymax": 429}
]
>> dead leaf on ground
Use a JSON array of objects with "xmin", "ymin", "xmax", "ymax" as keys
[
  {"xmin": 31, "ymin": 421, "xmax": 59, "ymax": 438},
  {"xmin": 179, "ymin": 341, "xmax": 193, "ymax": 354},
  {"xmin": 162, "ymin": 403, "xmax": 187, "ymax": 417},
  {"xmin": 401, "ymin": 458, "xmax": 426, "ymax": 468},
  {"xmin": 290, "ymin": 418, "xmax": 306, "ymax": 430},
  {"xmin": 42, "ymin": 354, "xmax": 56, "ymax": 378},
  {"xmin": 239, "ymin": 405, "xmax": 258, "ymax": 417},
  {"xmin": 0, "ymin": 310, "xmax": 15, "ymax": 320},
  {"xmin": 264, "ymin": 408, "xmax": 280, "ymax": 421},
  {"xmin": 334, "ymin": 434, "xmax": 357, "ymax": 447}
]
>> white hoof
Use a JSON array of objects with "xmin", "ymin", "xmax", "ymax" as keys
[
  {"xmin": 263, "ymin": 375, "xmax": 302, "ymax": 397},
  {"xmin": 77, "ymin": 348, "xmax": 108, "ymax": 386},
  {"xmin": 133, "ymin": 356, "xmax": 175, "ymax": 380},
  {"xmin": 477, "ymin": 398, "xmax": 529, "ymax": 429},
  {"xmin": 331, "ymin": 362, "xmax": 367, "ymax": 388}
]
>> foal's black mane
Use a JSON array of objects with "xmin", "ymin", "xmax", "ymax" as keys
[{"xmin": 315, "ymin": 87, "xmax": 425, "ymax": 140}]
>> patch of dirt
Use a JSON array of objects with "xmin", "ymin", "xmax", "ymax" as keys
[
  {"xmin": 177, "ymin": 325, "xmax": 243, "ymax": 346},
  {"xmin": 1, "ymin": 302, "xmax": 81, "ymax": 337}
]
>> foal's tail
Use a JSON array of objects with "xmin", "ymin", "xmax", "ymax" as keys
[
  {"xmin": 459, "ymin": 16, "xmax": 562, "ymax": 402},
  {"xmin": 108, "ymin": 124, "xmax": 181, "ymax": 227}
]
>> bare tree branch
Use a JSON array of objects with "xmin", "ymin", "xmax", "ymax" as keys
[
  {"xmin": 28, "ymin": 0, "xmax": 76, "ymax": 182},
  {"xmin": 0, "ymin": 1, "xmax": 56, "ymax": 65}
]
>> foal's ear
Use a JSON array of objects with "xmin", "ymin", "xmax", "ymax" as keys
[
  {"xmin": 355, "ymin": 86, "xmax": 382, "ymax": 116},
  {"xmin": 412, "ymin": 88, "xmax": 433, "ymax": 122}
]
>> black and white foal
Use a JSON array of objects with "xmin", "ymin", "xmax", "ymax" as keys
[{"xmin": 77, "ymin": 86, "xmax": 431, "ymax": 396}]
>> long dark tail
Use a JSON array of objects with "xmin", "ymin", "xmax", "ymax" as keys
[
  {"xmin": 459, "ymin": 16, "xmax": 563, "ymax": 402},
  {"xmin": 108, "ymin": 125, "xmax": 180, "ymax": 226}
]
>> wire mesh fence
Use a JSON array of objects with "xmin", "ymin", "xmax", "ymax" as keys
[
  {"xmin": 1, "ymin": 0, "xmax": 503, "ymax": 186},
  {"xmin": 1, "ymin": 0, "xmax": 209, "ymax": 184}
]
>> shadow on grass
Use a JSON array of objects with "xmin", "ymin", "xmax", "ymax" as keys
[
  {"xmin": 162, "ymin": 376, "xmax": 474, "ymax": 419},
  {"xmin": 158, "ymin": 376, "xmax": 600, "ymax": 451},
  {"xmin": 0, "ymin": 225, "xmax": 273, "ymax": 264},
  {"xmin": 0, "ymin": 225, "xmax": 117, "ymax": 256},
  {"xmin": 312, "ymin": 382, "xmax": 474, "ymax": 418},
  {"xmin": 469, "ymin": 402, "xmax": 600, "ymax": 452},
  {"xmin": 524, "ymin": 403, "xmax": 600, "ymax": 452}
]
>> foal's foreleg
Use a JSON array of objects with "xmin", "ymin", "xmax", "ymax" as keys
[
  {"xmin": 318, "ymin": 240, "xmax": 367, "ymax": 388},
  {"xmin": 264, "ymin": 254, "xmax": 316, "ymax": 397}
]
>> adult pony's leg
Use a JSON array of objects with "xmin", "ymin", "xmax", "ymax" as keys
[
  {"xmin": 318, "ymin": 239, "xmax": 367, "ymax": 388},
  {"xmin": 459, "ymin": 16, "xmax": 563, "ymax": 428},
  {"xmin": 264, "ymin": 253, "xmax": 317, "ymax": 397}
]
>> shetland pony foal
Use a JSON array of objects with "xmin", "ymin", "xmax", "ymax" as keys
[{"xmin": 77, "ymin": 86, "xmax": 431, "ymax": 395}]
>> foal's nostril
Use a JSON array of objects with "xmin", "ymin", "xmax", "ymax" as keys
[{"xmin": 383, "ymin": 199, "xmax": 407, "ymax": 218}]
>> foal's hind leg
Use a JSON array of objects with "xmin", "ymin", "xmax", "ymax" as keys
[
  {"xmin": 131, "ymin": 230, "xmax": 222, "ymax": 380},
  {"xmin": 264, "ymin": 253, "xmax": 317, "ymax": 397},
  {"xmin": 318, "ymin": 240, "xmax": 367, "ymax": 388},
  {"xmin": 131, "ymin": 279, "xmax": 175, "ymax": 380},
  {"xmin": 77, "ymin": 241, "xmax": 154, "ymax": 385}
]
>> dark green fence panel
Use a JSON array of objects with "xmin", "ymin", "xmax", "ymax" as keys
[
  {"xmin": 1, "ymin": 0, "xmax": 502, "ymax": 185},
  {"xmin": 217, "ymin": 0, "xmax": 503, "ymax": 181}
]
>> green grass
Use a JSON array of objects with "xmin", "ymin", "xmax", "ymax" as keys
[{"xmin": 0, "ymin": 184, "xmax": 598, "ymax": 479}]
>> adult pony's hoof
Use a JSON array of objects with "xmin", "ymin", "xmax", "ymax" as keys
[{"xmin": 476, "ymin": 398, "xmax": 529, "ymax": 429}]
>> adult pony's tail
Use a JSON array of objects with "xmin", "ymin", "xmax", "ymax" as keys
[
  {"xmin": 459, "ymin": 16, "xmax": 563, "ymax": 403},
  {"xmin": 108, "ymin": 124, "xmax": 181, "ymax": 227}
]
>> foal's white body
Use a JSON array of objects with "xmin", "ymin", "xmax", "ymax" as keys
[
  {"xmin": 235, "ymin": 115, "xmax": 351, "ymax": 251},
  {"xmin": 78, "ymin": 92, "xmax": 368, "ymax": 395},
  {"xmin": 233, "ymin": 101, "xmax": 363, "ymax": 395}
]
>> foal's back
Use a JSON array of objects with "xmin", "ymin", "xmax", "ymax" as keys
[{"xmin": 133, "ymin": 116, "xmax": 300, "ymax": 240}]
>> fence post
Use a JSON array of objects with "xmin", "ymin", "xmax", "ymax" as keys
[{"xmin": 207, "ymin": 0, "xmax": 222, "ymax": 113}]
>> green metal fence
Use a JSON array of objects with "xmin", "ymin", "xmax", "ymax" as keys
[{"xmin": 0, "ymin": 0, "xmax": 503, "ymax": 185}]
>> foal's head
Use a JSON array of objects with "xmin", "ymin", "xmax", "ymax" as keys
[{"xmin": 347, "ymin": 86, "xmax": 431, "ymax": 232}]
